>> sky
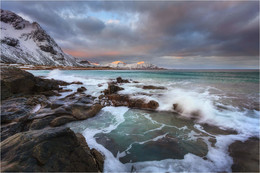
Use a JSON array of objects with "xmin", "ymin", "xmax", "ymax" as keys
[{"xmin": 1, "ymin": 1, "xmax": 259, "ymax": 69}]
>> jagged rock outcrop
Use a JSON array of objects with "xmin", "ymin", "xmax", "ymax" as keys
[
  {"xmin": 1, "ymin": 127, "xmax": 104, "ymax": 172},
  {"xmin": 0, "ymin": 9, "xmax": 82, "ymax": 66},
  {"xmin": 0, "ymin": 66, "xmax": 69, "ymax": 100},
  {"xmin": 99, "ymin": 78, "xmax": 159, "ymax": 110}
]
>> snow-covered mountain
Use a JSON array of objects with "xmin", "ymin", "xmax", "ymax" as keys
[
  {"xmin": 105, "ymin": 61, "xmax": 159, "ymax": 69},
  {"xmin": 106, "ymin": 61, "xmax": 126, "ymax": 68},
  {"xmin": 0, "ymin": 9, "xmax": 81, "ymax": 66}
]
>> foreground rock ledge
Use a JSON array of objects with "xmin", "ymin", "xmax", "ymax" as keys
[
  {"xmin": 1, "ymin": 127, "xmax": 104, "ymax": 172},
  {"xmin": 229, "ymin": 137, "xmax": 259, "ymax": 172}
]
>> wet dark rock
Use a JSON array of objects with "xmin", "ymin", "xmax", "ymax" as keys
[
  {"xmin": 1, "ymin": 97, "xmax": 33, "ymax": 124},
  {"xmin": 201, "ymin": 123, "xmax": 237, "ymax": 135},
  {"xmin": 75, "ymin": 96, "xmax": 93, "ymax": 104},
  {"xmin": 50, "ymin": 116, "xmax": 76, "ymax": 127},
  {"xmin": 25, "ymin": 95, "xmax": 49, "ymax": 107},
  {"xmin": 91, "ymin": 148, "xmax": 105, "ymax": 171},
  {"xmin": 104, "ymin": 94, "xmax": 159, "ymax": 110},
  {"xmin": 62, "ymin": 92, "xmax": 78, "ymax": 100},
  {"xmin": 71, "ymin": 81, "xmax": 83, "ymax": 85},
  {"xmin": 147, "ymin": 100, "xmax": 159, "ymax": 109},
  {"xmin": 0, "ymin": 67, "xmax": 68, "ymax": 100},
  {"xmin": 106, "ymin": 94, "xmax": 130, "ymax": 107},
  {"xmin": 71, "ymin": 104, "xmax": 103, "ymax": 120},
  {"xmin": 59, "ymin": 89, "xmax": 73, "ymax": 93},
  {"xmin": 34, "ymin": 78, "xmax": 69, "ymax": 91},
  {"xmin": 1, "ymin": 67, "xmax": 36, "ymax": 100},
  {"xmin": 208, "ymin": 138, "xmax": 217, "ymax": 147},
  {"xmin": 53, "ymin": 106, "xmax": 72, "ymax": 115},
  {"xmin": 99, "ymin": 95, "xmax": 105, "ymax": 99},
  {"xmin": 40, "ymin": 90, "xmax": 61, "ymax": 97},
  {"xmin": 1, "ymin": 122, "xmax": 23, "ymax": 141},
  {"xmin": 1, "ymin": 127, "xmax": 104, "ymax": 172},
  {"xmin": 142, "ymin": 85, "xmax": 166, "ymax": 90},
  {"xmin": 229, "ymin": 137, "xmax": 259, "ymax": 172},
  {"xmin": 116, "ymin": 77, "xmax": 130, "ymax": 83},
  {"xmin": 103, "ymin": 83, "xmax": 124, "ymax": 95},
  {"xmin": 77, "ymin": 86, "xmax": 87, "ymax": 93},
  {"xmin": 51, "ymin": 100, "xmax": 65, "ymax": 109},
  {"xmin": 29, "ymin": 116, "xmax": 56, "ymax": 130}
]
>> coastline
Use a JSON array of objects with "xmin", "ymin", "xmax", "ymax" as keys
[
  {"xmin": 0, "ymin": 66, "xmax": 259, "ymax": 172},
  {"xmin": 0, "ymin": 63, "xmax": 166, "ymax": 71}
]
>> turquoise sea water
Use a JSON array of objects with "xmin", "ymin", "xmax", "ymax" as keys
[{"xmin": 29, "ymin": 70, "xmax": 259, "ymax": 172}]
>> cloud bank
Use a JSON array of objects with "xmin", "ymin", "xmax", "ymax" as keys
[{"xmin": 2, "ymin": 1, "xmax": 259, "ymax": 69}]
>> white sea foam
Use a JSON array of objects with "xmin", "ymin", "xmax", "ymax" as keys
[
  {"xmin": 46, "ymin": 69, "xmax": 109, "ymax": 97},
  {"xmin": 80, "ymin": 106, "xmax": 129, "ymax": 172}
]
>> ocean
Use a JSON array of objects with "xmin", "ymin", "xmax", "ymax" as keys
[{"xmin": 29, "ymin": 69, "xmax": 259, "ymax": 172}]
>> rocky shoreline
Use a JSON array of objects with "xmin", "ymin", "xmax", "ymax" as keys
[
  {"xmin": 0, "ymin": 67, "xmax": 259, "ymax": 172},
  {"xmin": 1, "ymin": 66, "xmax": 104, "ymax": 172}
]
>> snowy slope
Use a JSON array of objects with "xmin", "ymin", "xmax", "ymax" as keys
[
  {"xmin": 0, "ymin": 9, "xmax": 81, "ymax": 66},
  {"xmin": 105, "ymin": 61, "xmax": 159, "ymax": 69}
]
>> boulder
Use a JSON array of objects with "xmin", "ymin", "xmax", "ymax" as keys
[
  {"xmin": 77, "ymin": 86, "xmax": 87, "ymax": 93},
  {"xmin": 103, "ymin": 83, "xmax": 124, "ymax": 95},
  {"xmin": 71, "ymin": 104, "xmax": 103, "ymax": 120},
  {"xmin": 1, "ymin": 127, "xmax": 104, "ymax": 172},
  {"xmin": 1, "ymin": 67, "xmax": 36, "ymax": 100},
  {"xmin": 116, "ymin": 77, "xmax": 130, "ymax": 83},
  {"xmin": 147, "ymin": 100, "xmax": 159, "ymax": 109}
]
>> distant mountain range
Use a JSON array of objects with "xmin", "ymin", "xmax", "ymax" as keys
[
  {"xmin": 0, "ymin": 9, "xmax": 81, "ymax": 66},
  {"xmin": 105, "ymin": 61, "xmax": 160, "ymax": 69}
]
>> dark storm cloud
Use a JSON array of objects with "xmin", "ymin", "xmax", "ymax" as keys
[
  {"xmin": 75, "ymin": 17, "xmax": 105, "ymax": 35},
  {"xmin": 1, "ymin": 1, "xmax": 259, "ymax": 68}
]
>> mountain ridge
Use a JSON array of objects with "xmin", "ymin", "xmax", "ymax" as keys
[
  {"xmin": 0, "ymin": 9, "xmax": 82, "ymax": 66},
  {"xmin": 105, "ymin": 60, "xmax": 160, "ymax": 69}
]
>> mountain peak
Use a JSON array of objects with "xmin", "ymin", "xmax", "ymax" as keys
[{"xmin": 0, "ymin": 9, "xmax": 82, "ymax": 67}]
